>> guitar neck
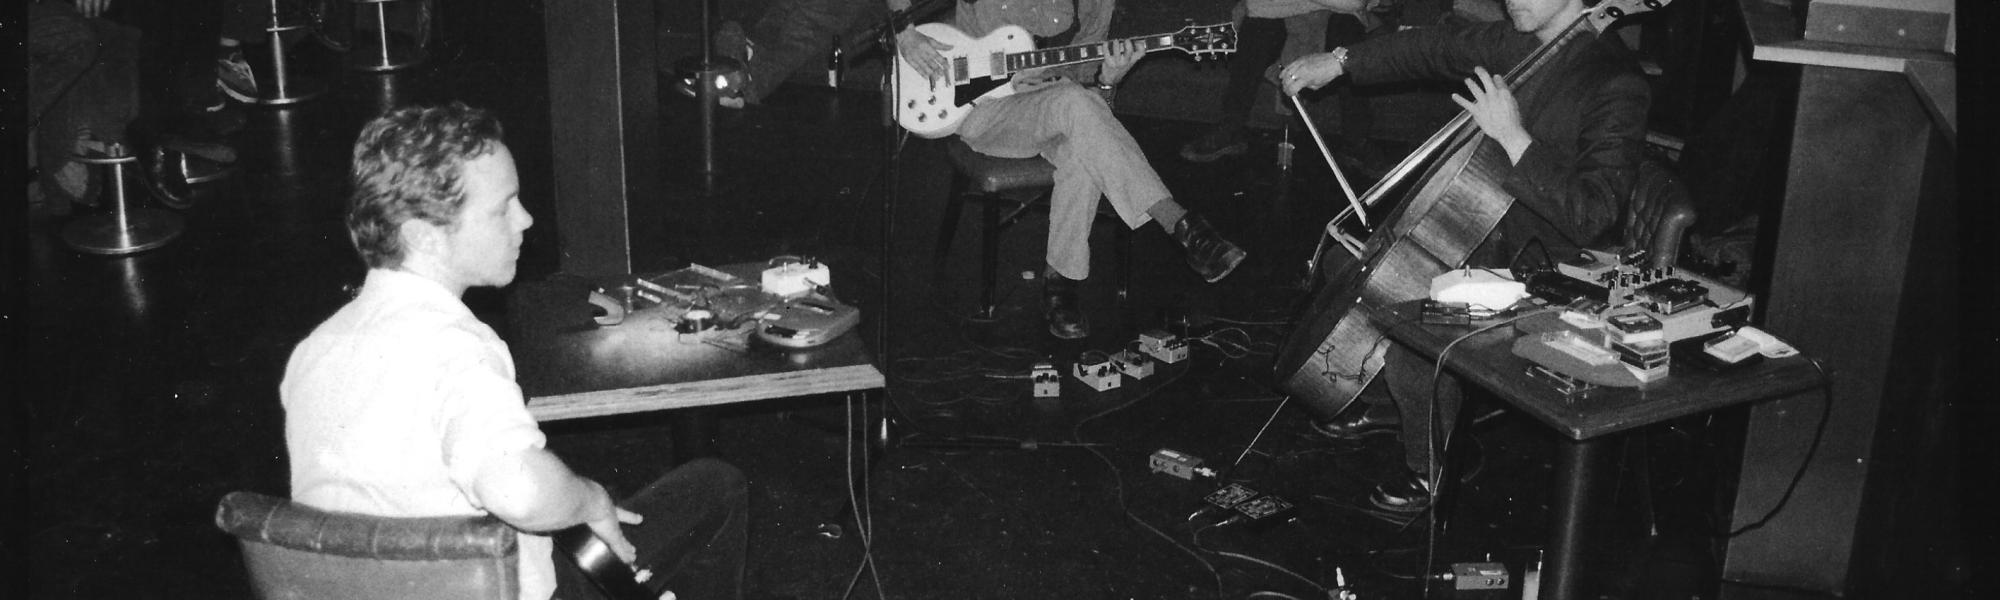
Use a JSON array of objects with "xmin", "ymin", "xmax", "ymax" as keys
[{"xmin": 1005, "ymin": 34, "xmax": 1179, "ymax": 73}]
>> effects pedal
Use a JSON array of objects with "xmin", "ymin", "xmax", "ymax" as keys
[
  {"xmin": 1148, "ymin": 448, "xmax": 1215, "ymax": 480},
  {"xmin": 1072, "ymin": 351, "xmax": 1121, "ymax": 391},
  {"xmin": 1111, "ymin": 348, "xmax": 1156, "ymax": 380},
  {"xmin": 1030, "ymin": 361, "xmax": 1061, "ymax": 398},
  {"xmin": 1138, "ymin": 330, "xmax": 1189, "ymax": 364}
]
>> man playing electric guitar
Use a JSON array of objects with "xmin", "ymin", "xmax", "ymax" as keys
[{"xmin": 894, "ymin": 0, "xmax": 1248, "ymax": 339}]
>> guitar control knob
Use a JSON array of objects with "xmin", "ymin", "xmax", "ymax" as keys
[
  {"xmin": 906, "ymin": 99, "xmax": 917, "ymax": 109},
  {"xmin": 927, "ymin": 96, "xmax": 936, "ymax": 105},
  {"xmin": 916, "ymin": 114, "xmax": 927, "ymax": 122},
  {"xmin": 937, "ymin": 110, "xmax": 948, "ymax": 119}
]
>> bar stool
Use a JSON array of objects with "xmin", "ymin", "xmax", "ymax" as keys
[
  {"xmin": 246, "ymin": 0, "xmax": 329, "ymax": 105},
  {"xmin": 934, "ymin": 139, "xmax": 1131, "ymax": 321},
  {"xmin": 347, "ymin": 0, "xmax": 432, "ymax": 72},
  {"xmin": 62, "ymin": 146, "xmax": 184, "ymax": 255}
]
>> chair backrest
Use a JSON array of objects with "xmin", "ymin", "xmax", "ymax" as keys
[
  {"xmin": 1620, "ymin": 158, "xmax": 1699, "ymax": 270},
  {"xmin": 214, "ymin": 491, "xmax": 520, "ymax": 600}
]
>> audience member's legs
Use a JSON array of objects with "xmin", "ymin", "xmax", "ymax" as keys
[
  {"xmin": 727, "ymin": 0, "xmax": 880, "ymax": 104},
  {"xmin": 1181, "ymin": 16, "xmax": 1287, "ymax": 162},
  {"xmin": 554, "ymin": 458, "xmax": 748, "ymax": 600}
]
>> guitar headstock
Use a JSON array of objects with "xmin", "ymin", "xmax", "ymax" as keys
[
  {"xmin": 1170, "ymin": 21, "xmax": 1237, "ymax": 61},
  {"xmin": 1586, "ymin": 0, "xmax": 1672, "ymax": 32}
]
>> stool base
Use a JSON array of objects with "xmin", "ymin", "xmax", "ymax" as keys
[
  {"xmin": 245, "ymin": 75, "xmax": 330, "ymax": 106},
  {"xmin": 62, "ymin": 210, "xmax": 185, "ymax": 255}
]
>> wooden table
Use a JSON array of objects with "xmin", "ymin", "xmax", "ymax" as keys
[
  {"xmin": 1362, "ymin": 301, "xmax": 1823, "ymax": 600},
  {"xmin": 507, "ymin": 263, "xmax": 884, "ymax": 438}
]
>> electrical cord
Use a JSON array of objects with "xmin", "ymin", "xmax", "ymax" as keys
[
  {"xmin": 1715, "ymin": 355, "xmax": 1833, "ymax": 538},
  {"xmin": 838, "ymin": 394, "xmax": 888, "ymax": 600},
  {"xmin": 1190, "ymin": 524, "xmax": 1331, "ymax": 596},
  {"xmin": 1065, "ymin": 368, "xmax": 1226, "ymax": 599},
  {"xmin": 1420, "ymin": 308, "xmax": 1551, "ymax": 598}
]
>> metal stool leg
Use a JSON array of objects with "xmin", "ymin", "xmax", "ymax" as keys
[
  {"xmin": 250, "ymin": 0, "xmax": 328, "ymax": 105},
  {"xmin": 62, "ymin": 153, "xmax": 184, "ymax": 255},
  {"xmin": 350, "ymin": 0, "xmax": 429, "ymax": 72}
]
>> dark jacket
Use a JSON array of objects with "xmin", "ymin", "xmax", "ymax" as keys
[{"xmin": 1345, "ymin": 18, "xmax": 1650, "ymax": 267}]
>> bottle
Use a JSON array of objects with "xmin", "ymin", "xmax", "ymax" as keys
[{"xmin": 826, "ymin": 37, "xmax": 844, "ymax": 88}]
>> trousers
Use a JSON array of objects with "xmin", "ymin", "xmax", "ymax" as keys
[
  {"xmin": 955, "ymin": 80, "xmax": 1171, "ymax": 281},
  {"xmin": 553, "ymin": 458, "xmax": 749, "ymax": 600}
]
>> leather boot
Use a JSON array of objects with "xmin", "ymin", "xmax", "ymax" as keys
[
  {"xmin": 1171, "ymin": 214, "xmax": 1247, "ymax": 283},
  {"xmin": 1043, "ymin": 273, "xmax": 1089, "ymax": 339}
]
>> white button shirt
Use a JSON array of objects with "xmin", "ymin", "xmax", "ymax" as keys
[{"xmin": 282, "ymin": 269, "xmax": 554, "ymax": 600}]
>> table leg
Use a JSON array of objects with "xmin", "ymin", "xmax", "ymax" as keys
[{"xmin": 1546, "ymin": 435, "xmax": 1606, "ymax": 600}]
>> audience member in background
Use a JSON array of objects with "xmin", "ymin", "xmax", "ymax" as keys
[
  {"xmin": 1180, "ymin": 0, "xmax": 1402, "ymax": 166},
  {"xmin": 695, "ymin": 0, "xmax": 886, "ymax": 108},
  {"xmin": 29, "ymin": 0, "xmax": 142, "ymax": 215}
]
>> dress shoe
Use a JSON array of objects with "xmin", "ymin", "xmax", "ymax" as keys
[
  {"xmin": 1308, "ymin": 407, "xmax": 1401, "ymax": 441},
  {"xmin": 1367, "ymin": 469, "xmax": 1434, "ymax": 514},
  {"xmin": 1170, "ymin": 214, "xmax": 1247, "ymax": 283},
  {"xmin": 1043, "ymin": 274, "xmax": 1089, "ymax": 339}
]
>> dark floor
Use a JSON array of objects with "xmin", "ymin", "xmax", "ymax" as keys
[{"xmin": 18, "ymin": 1, "xmax": 1769, "ymax": 599}]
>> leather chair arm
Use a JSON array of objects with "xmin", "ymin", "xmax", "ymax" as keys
[{"xmin": 215, "ymin": 491, "xmax": 517, "ymax": 561}]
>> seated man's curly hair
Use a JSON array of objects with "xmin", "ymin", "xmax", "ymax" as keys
[{"xmin": 346, "ymin": 102, "xmax": 506, "ymax": 269}]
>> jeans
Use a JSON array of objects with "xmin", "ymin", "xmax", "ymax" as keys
[
  {"xmin": 554, "ymin": 458, "xmax": 749, "ymax": 600},
  {"xmin": 955, "ymin": 81, "xmax": 1171, "ymax": 281}
]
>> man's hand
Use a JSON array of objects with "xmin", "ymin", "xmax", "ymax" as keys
[
  {"xmin": 1098, "ymin": 38, "xmax": 1144, "ymax": 87},
  {"xmin": 583, "ymin": 479, "xmax": 645, "ymax": 564},
  {"xmin": 76, "ymin": 0, "xmax": 114, "ymax": 19},
  {"xmin": 1280, "ymin": 51, "xmax": 1346, "ymax": 96},
  {"xmin": 896, "ymin": 28, "xmax": 953, "ymax": 87},
  {"xmin": 1451, "ymin": 66, "xmax": 1532, "ymax": 163}
]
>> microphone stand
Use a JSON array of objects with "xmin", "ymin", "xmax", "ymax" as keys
[{"xmin": 866, "ymin": 0, "xmax": 952, "ymax": 380}]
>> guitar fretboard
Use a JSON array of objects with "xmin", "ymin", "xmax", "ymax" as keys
[{"xmin": 1000, "ymin": 35, "xmax": 1177, "ymax": 73}]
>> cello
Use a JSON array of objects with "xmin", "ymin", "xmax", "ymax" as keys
[{"xmin": 1273, "ymin": 0, "xmax": 1669, "ymax": 417}]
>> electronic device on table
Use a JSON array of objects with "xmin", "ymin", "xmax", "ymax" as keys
[
  {"xmin": 1526, "ymin": 248, "xmax": 1754, "ymax": 344},
  {"xmin": 754, "ymin": 293, "xmax": 860, "ymax": 349}
]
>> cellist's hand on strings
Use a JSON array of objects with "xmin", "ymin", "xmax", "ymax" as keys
[
  {"xmin": 1452, "ymin": 66, "xmax": 1533, "ymax": 164},
  {"xmin": 1279, "ymin": 51, "xmax": 1346, "ymax": 96}
]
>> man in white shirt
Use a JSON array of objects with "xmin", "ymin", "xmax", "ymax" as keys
[{"xmin": 281, "ymin": 103, "xmax": 746, "ymax": 600}]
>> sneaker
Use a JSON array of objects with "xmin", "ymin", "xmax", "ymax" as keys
[
  {"xmin": 217, "ymin": 51, "xmax": 259, "ymax": 103},
  {"xmin": 1179, "ymin": 123, "xmax": 1249, "ymax": 163},
  {"xmin": 1170, "ymin": 214, "xmax": 1248, "ymax": 283}
]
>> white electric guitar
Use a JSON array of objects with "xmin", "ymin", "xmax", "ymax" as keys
[{"xmin": 894, "ymin": 21, "xmax": 1237, "ymax": 138}]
